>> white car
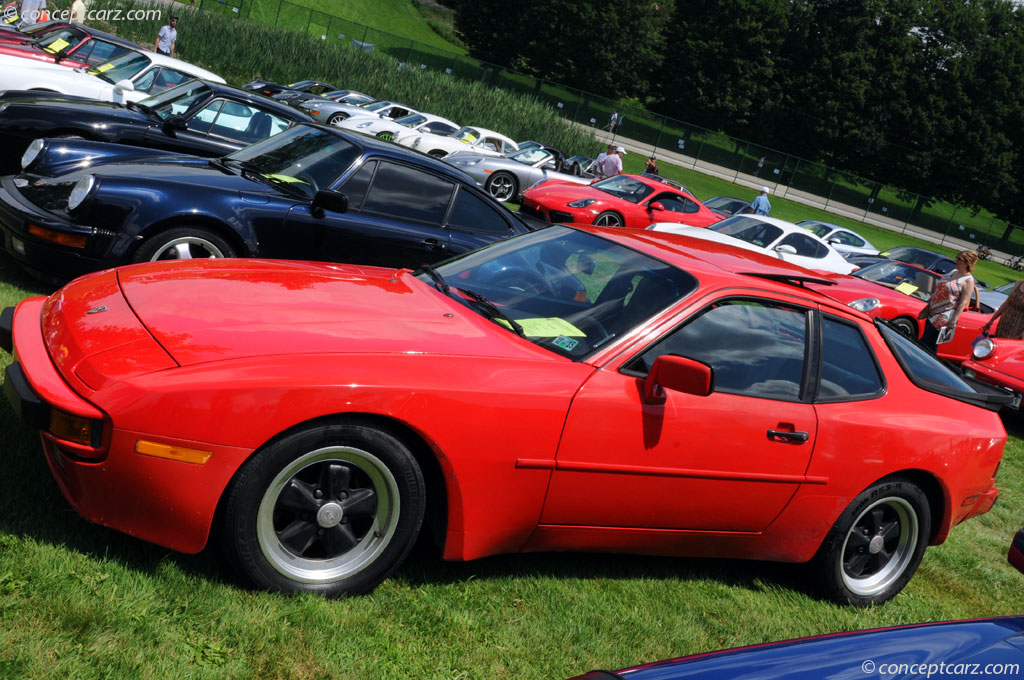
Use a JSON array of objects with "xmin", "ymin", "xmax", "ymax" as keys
[
  {"xmin": 797, "ymin": 220, "xmax": 880, "ymax": 257},
  {"xmin": 0, "ymin": 49, "xmax": 223, "ymax": 103},
  {"xmin": 650, "ymin": 215, "xmax": 857, "ymax": 275},
  {"xmin": 300, "ymin": 99, "xmax": 418, "ymax": 126},
  {"xmin": 336, "ymin": 111, "xmax": 458, "ymax": 142},
  {"xmin": 394, "ymin": 125, "xmax": 518, "ymax": 159}
]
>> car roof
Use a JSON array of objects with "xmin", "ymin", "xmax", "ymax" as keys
[
  {"xmin": 199, "ymin": 80, "xmax": 313, "ymax": 120},
  {"xmin": 73, "ymin": 25, "xmax": 141, "ymax": 48},
  {"xmin": 464, "ymin": 126, "xmax": 516, "ymax": 144},
  {"xmin": 146, "ymin": 51, "xmax": 225, "ymax": 84}
]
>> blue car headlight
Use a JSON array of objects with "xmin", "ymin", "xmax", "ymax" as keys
[
  {"xmin": 21, "ymin": 138, "xmax": 46, "ymax": 170},
  {"xmin": 568, "ymin": 198, "xmax": 596, "ymax": 208},
  {"xmin": 67, "ymin": 175, "xmax": 97, "ymax": 212},
  {"xmin": 356, "ymin": 120, "xmax": 374, "ymax": 128}
]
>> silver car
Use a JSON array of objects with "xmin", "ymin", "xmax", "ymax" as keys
[
  {"xmin": 300, "ymin": 99, "xmax": 418, "ymax": 126},
  {"xmin": 447, "ymin": 146, "xmax": 593, "ymax": 202}
]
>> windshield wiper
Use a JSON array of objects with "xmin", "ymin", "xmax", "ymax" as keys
[
  {"xmin": 224, "ymin": 159, "xmax": 309, "ymax": 197},
  {"xmin": 128, "ymin": 100, "xmax": 160, "ymax": 118},
  {"xmin": 415, "ymin": 263, "xmax": 450, "ymax": 295},
  {"xmin": 455, "ymin": 287, "xmax": 525, "ymax": 337},
  {"xmin": 208, "ymin": 157, "xmax": 237, "ymax": 174}
]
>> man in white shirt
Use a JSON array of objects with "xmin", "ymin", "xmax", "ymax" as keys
[
  {"xmin": 154, "ymin": 14, "xmax": 178, "ymax": 56},
  {"xmin": 593, "ymin": 143, "xmax": 613, "ymax": 179}
]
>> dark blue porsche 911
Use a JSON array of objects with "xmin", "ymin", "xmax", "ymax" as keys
[{"xmin": 0, "ymin": 124, "xmax": 535, "ymax": 282}]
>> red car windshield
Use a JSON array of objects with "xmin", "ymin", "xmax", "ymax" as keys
[{"xmin": 428, "ymin": 226, "xmax": 698, "ymax": 360}]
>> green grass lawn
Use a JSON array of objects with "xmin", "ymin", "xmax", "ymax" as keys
[{"xmin": 235, "ymin": 0, "xmax": 466, "ymax": 54}]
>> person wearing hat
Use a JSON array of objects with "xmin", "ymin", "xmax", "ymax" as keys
[
  {"xmin": 155, "ymin": 14, "xmax": 178, "ymax": 56},
  {"xmin": 600, "ymin": 146, "xmax": 626, "ymax": 178},
  {"xmin": 752, "ymin": 186, "xmax": 771, "ymax": 215}
]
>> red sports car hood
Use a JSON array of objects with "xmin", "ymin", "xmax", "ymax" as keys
[
  {"xmin": 117, "ymin": 259, "xmax": 552, "ymax": 367},
  {"xmin": 977, "ymin": 339, "xmax": 1024, "ymax": 375},
  {"xmin": 525, "ymin": 180, "xmax": 608, "ymax": 205}
]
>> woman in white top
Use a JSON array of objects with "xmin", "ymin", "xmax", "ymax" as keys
[{"xmin": 921, "ymin": 250, "xmax": 978, "ymax": 353}]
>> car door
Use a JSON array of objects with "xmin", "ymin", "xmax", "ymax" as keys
[
  {"xmin": 541, "ymin": 296, "xmax": 818, "ymax": 532},
  {"xmin": 443, "ymin": 186, "xmax": 517, "ymax": 255},
  {"xmin": 774, "ymin": 232, "xmax": 835, "ymax": 270},
  {"xmin": 285, "ymin": 159, "xmax": 454, "ymax": 268},
  {"xmin": 143, "ymin": 98, "xmax": 236, "ymax": 156},
  {"xmin": 642, "ymin": 192, "xmax": 702, "ymax": 227}
]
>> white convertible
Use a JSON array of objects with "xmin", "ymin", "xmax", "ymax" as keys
[
  {"xmin": 0, "ymin": 49, "xmax": 223, "ymax": 103},
  {"xmin": 649, "ymin": 215, "xmax": 857, "ymax": 275},
  {"xmin": 335, "ymin": 111, "xmax": 459, "ymax": 142},
  {"xmin": 394, "ymin": 125, "xmax": 518, "ymax": 159}
]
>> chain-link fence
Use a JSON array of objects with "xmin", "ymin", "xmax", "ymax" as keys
[{"xmin": 195, "ymin": 0, "xmax": 1024, "ymax": 257}]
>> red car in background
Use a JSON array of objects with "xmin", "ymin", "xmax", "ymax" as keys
[
  {"xmin": 0, "ymin": 22, "xmax": 139, "ymax": 68},
  {"xmin": 0, "ymin": 226, "xmax": 1009, "ymax": 605},
  {"xmin": 962, "ymin": 337, "xmax": 1024, "ymax": 411},
  {"xmin": 810, "ymin": 260, "xmax": 995, "ymax": 363},
  {"xmin": 520, "ymin": 173, "xmax": 722, "ymax": 228}
]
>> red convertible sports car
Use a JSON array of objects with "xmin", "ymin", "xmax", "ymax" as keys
[
  {"xmin": 0, "ymin": 23, "xmax": 138, "ymax": 69},
  {"xmin": 0, "ymin": 226, "xmax": 1009, "ymax": 604},
  {"xmin": 520, "ymin": 173, "xmax": 722, "ymax": 229}
]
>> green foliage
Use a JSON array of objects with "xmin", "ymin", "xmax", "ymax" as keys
[{"xmin": 452, "ymin": 0, "xmax": 674, "ymax": 100}]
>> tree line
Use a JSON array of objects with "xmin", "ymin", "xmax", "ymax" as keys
[{"xmin": 450, "ymin": 0, "xmax": 1024, "ymax": 241}]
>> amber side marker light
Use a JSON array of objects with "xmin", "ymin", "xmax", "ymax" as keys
[
  {"xmin": 28, "ymin": 224, "xmax": 88, "ymax": 247},
  {"xmin": 135, "ymin": 440, "xmax": 212, "ymax": 465},
  {"xmin": 49, "ymin": 409, "xmax": 100, "ymax": 447}
]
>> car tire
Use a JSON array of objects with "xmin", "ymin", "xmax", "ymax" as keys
[
  {"xmin": 593, "ymin": 211, "xmax": 624, "ymax": 227},
  {"xmin": 132, "ymin": 226, "xmax": 236, "ymax": 263},
  {"xmin": 428, "ymin": 150, "xmax": 447, "ymax": 159},
  {"xmin": 890, "ymin": 316, "xmax": 919, "ymax": 339},
  {"xmin": 376, "ymin": 131, "xmax": 394, "ymax": 142},
  {"xmin": 485, "ymin": 171, "xmax": 518, "ymax": 203},
  {"xmin": 327, "ymin": 113, "xmax": 347, "ymax": 126},
  {"xmin": 813, "ymin": 476, "xmax": 930, "ymax": 606},
  {"xmin": 220, "ymin": 420, "xmax": 426, "ymax": 596}
]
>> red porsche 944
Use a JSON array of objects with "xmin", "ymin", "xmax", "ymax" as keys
[{"xmin": 0, "ymin": 226, "xmax": 1009, "ymax": 605}]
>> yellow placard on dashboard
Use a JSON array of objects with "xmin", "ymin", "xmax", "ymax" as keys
[
  {"xmin": 895, "ymin": 281, "xmax": 919, "ymax": 295},
  {"xmin": 497, "ymin": 318, "xmax": 585, "ymax": 337}
]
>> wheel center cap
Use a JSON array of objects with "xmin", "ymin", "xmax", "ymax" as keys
[
  {"xmin": 868, "ymin": 535, "xmax": 885, "ymax": 554},
  {"xmin": 316, "ymin": 502, "xmax": 344, "ymax": 528}
]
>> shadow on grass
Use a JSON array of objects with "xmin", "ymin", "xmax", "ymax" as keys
[{"xmin": 395, "ymin": 546, "xmax": 812, "ymax": 600}]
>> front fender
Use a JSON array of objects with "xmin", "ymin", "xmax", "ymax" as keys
[{"xmin": 26, "ymin": 139, "xmax": 194, "ymax": 177}]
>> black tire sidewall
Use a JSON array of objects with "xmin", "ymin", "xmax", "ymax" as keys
[
  {"xmin": 221, "ymin": 422, "xmax": 426, "ymax": 597},
  {"xmin": 814, "ymin": 477, "xmax": 931, "ymax": 606}
]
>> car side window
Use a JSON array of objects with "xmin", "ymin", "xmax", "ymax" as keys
[
  {"xmin": 779, "ymin": 233, "xmax": 827, "ymax": 258},
  {"xmin": 653, "ymin": 194, "xmax": 698, "ymax": 214},
  {"xmin": 818, "ymin": 317, "xmax": 884, "ymax": 401},
  {"xmin": 934, "ymin": 260, "xmax": 956, "ymax": 274},
  {"xmin": 226, "ymin": 104, "xmax": 288, "ymax": 143},
  {"xmin": 187, "ymin": 100, "xmax": 222, "ymax": 134},
  {"xmin": 339, "ymin": 160, "xmax": 375, "ymax": 211},
  {"xmin": 361, "ymin": 162, "xmax": 455, "ymax": 225},
  {"xmin": 628, "ymin": 300, "xmax": 808, "ymax": 400},
  {"xmin": 445, "ymin": 188, "xmax": 511, "ymax": 234}
]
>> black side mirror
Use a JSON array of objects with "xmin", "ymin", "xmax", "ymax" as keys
[
  {"xmin": 311, "ymin": 189, "xmax": 348, "ymax": 218},
  {"xmin": 164, "ymin": 115, "xmax": 188, "ymax": 132}
]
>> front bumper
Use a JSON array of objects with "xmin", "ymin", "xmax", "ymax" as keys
[{"xmin": 3, "ymin": 298, "xmax": 252, "ymax": 554}]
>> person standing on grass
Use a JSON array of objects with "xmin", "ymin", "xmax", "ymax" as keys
[
  {"xmin": 752, "ymin": 186, "xmax": 771, "ymax": 215},
  {"xmin": 645, "ymin": 155, "xmax": 658, "ymax": 175},
  {"xmin": 593, "ymin": 143, "xmax": 614, "ymax": 179},
  {"xmin": 19, "ymin": 0, "xmax": 43, "ymax": 26},
  {"xmin": 155, "ymin": 14, "xmax": 178, "ymax": 57},
  {"xmin": 600, "ymin": 146, "xmax": 625, "ymax": 178},
  {"xmin": 70, "ymin": 0, "xmax": 85, "ymax": 24},
  {"xmin": 982, "ymin": 280, "xmax": 1024, "ymax": 339},
  {"xmin": 920, "ymin": 250, "xmax": 977, "ymax": 354}
]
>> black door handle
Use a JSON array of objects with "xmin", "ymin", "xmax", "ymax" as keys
[
  {"xmin": 423, "ymin": 238, "xmax": 445, "ymax": 249},
  {"xmin": 767, "ymin": 429, "xmax": 809, "ymax": 443}
]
